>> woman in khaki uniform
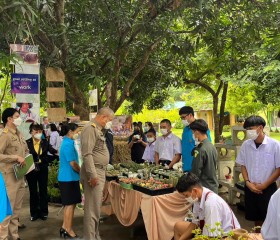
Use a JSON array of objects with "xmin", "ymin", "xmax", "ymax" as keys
[{"xmin": 0, "ymin": 108, "xmax": 29, "ymax": 240}]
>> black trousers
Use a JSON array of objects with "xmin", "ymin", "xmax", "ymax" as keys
[{"xmin": 25, "ymin": 164, "xmax": 49, "ymax": 218}]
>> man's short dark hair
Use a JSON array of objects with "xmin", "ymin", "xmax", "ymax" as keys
[
  {"xmin": 243, "ymin": 115, "xmax": 266, "ymax": 129},
  {"xmin": 29, "ymin": 123, "xmax": 43, "ymax": 133},
  {"xmin": 176, "ymin": 172, "xmax": 202, "ymax": 193},
  {"xmin": 179, "ymin": 106, "xmax": 194, "ymax": 116},
  {"xmin": 189, "ymin": 119, "xmax": 208, "ymax": 134},
  {"xmin": 160, "ymin": 119, "xmax": 171, "ymax": 126},
  {"xmin": 147, "ymin": 128, "xmax": 156, "ymax": 136},
  {"xmin": 2, "ymin": 108, "xmax": 18, "ymax": 124}
]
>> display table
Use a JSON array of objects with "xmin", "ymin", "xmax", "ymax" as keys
[{"xmin": 104, "ymin": 181, "xmax": 190, "ymax": 240}]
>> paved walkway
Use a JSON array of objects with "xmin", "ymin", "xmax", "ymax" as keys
[{"xmin": 17, "ymin": 188, "xmax": 253, "ymax": 240}]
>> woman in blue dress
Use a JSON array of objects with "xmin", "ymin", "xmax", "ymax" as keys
[
  {"xmin": 0, "ymin": 172, "xmax": 12, "ymax": 224},
  {"xmin": 58, "ymin": 123, "xmax": 81, "ymax": 238}
]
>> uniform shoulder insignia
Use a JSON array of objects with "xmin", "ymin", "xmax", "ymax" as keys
[
  {"xmin": 3, "ymin": 128, "xmax": 8, "ymax": 134},
  {"xmin": 91, "ymin": 123, "xmax": 96, "ymax": 128}
]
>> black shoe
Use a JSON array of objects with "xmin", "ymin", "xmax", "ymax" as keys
[
  {"xmin": 41, "ymin": 215, "xmax": 48, "ymax": 221},
  {"xmin": 63, "ymin": 230, "xmax": 79, "ymax": 239},
  {"xmin": 60, "ymin": 228, "xmax": 66, "ymax": 238},
  {"xmin": 30, "ymin": 216, "xmax": 38, "ymax": 221}
]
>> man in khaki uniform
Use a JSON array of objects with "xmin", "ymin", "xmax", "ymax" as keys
[
  {"xmin": 0, "ymin": 108, "xmax": 28, "ymax": 240},
  {"xmin": 80, "ymin": 107, "xmax": 114, "ymax": 240}
]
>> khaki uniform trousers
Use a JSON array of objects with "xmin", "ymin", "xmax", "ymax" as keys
[
  {"xmin": 0, "ymin": 172, "xmax": 25, "ymax": 240},
  {"xmin": 82, "ymin": 168, "xmax": 105, "ymax": 240}
]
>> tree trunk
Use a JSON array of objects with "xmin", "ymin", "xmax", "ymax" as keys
[
  {"xmin": 213, "ymin": 95, "xmax": 220, "ymax": 143},
  {"xmin": 65, "ymin": 73, "xmax": 89, "ymax": 120},
  {"xmin": 218, "ymin": 82, "xmax": 228, "ymax": 136}
]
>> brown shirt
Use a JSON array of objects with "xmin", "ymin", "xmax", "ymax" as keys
[
  {"xmin": 80, "ymin": 120, "xmax": 109, "ymax": 179},
  {"xmin": 0, "ymin": 126, "xmax": 29, "ymax": 173}
]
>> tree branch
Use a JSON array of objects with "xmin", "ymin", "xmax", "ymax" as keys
[{"xmin": 115, "ymin": 37, "xmax": 162, "ymax": 110}]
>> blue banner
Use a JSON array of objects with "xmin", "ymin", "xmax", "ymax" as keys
[{"xmin": 11, "ymin": 73, "xmax": 39, "ymax": 94}]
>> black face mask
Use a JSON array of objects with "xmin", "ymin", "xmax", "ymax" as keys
[{"xmin": 134, "ymin": 130, "xmax": 140, "ymax": 134}]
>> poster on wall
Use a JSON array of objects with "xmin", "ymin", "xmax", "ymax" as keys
[
  {"xmin": 111, "ymin": 115, "xmax": 132, "ymax": 136},
  {"xmin": 10, "ymin": 44, "xmax": 39, "ymax": 65}
]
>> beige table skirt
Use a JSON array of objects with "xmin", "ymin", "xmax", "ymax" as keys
[{"xmin": 102, "ymin": 181, "xmax": 190, "ymax": 240}]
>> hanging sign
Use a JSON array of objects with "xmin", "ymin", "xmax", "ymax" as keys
[{"xmin": 11, "ymin": 73, "xmax": 39, "ymax": 94}]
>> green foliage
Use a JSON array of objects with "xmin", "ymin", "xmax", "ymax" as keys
[
  {"xmin": 131, "ymin": 106, "xmax": 181, "ymax": 127},
  {"xmin": 47, "ymin": 160, "xmax": 61, "ymax": 200},
  {"xmin": 226, "ymin": 83, "xmax": 264, "ymax": 118}
]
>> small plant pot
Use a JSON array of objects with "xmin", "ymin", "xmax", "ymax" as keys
[{"xmin": 232, "ymin": 228, "xmax": 249, "ymax": 240}]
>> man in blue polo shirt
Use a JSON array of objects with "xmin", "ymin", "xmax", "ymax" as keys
[{"xmin": 179, "ymin": 106, "xmax": 211, "ymax": 172}]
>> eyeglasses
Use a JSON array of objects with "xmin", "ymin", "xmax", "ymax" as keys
[{"xmin": 180, "ymin": 114, "xmax": 189, "ymax": 120}]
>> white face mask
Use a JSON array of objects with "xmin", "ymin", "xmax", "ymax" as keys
[
  {"xmin": 147, "ymin": 137, "xmax": 155, "ymax": 143},
  {"xmin": 34, "ymin": 133, "xmax": 42, "ymax": 140},
  {"xmin": 160, "ymin": 129, "xmax": 168, "ymax": 135},
  {"xmin": 105, "ymin": 121, "xmax": 112, "ymax": 129},
  {"xmin": 192, "ymin": 134, "xmax": 200, "ymax": 145},
  {"xmin": 73, "ymin": 133, "xmax": 79, "ymax": 140},
  {"xmin": 247, "ymin": 129, "xmax": 259, "ymax": 140},
  {"xmin": 13, "ymin": 117, "xmax": 22, "ymax": 127},
  {"xmin": 143, "ymin": 127, "xmax": 149, "ymax": 132},
  {"xmin": 186, "ymin": 192, "xmax": 198, "ymax": 205},
  {"xmin": 182, "ymin": 120, "xmax": 189, "ymax": 127},
  {"xmin": 0, "ymin": 129, "xmax": 3, "ymax": 135}
]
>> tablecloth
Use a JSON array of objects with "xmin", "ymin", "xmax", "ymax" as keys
[{"xmin": 105, "ymin": 181, "xmax": 190, "ymax": 240}]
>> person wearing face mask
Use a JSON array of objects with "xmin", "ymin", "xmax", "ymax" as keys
[
  {"xmin": 0, "ymin": 108, "xmax": 29, "ymax": 240},
  {"xmin": 142, "ymin": 129, "xmax": 157, "ymax": 163},
  {"xmin": 179, "ymin": 106, "xmax": 212, "ymax": 173},
  {"xmin": 47, "ymin": 123, "xmax": 60, "ymax": 164},
  {"xmin": 189, "ymin": 119, "xmax": 218, "ymax": 193},
  {"xmin": 143, "ymin": 122, "xmax": 158, "ymax": 136},
  {"xmin": 58, "ymin": 123, "xmax": 81, "ymax": 238},
  {"xmin": 25, "ymin": 123, "xmax": 57, "ymax": 221},
  {"xmin": 154, "ymin": 119, "xmax": 181, "ymax": 168},
  {"xmin": 80, "ymin": 107, "xmax": 115, "ymax": 240},
  {"xmin": 236, "ymin": 115, "xmax": 280, "ymax": 230},
  {"xmin": 128, "ymin": 123, "xmax": 147, "ymax": 164},
  {"xmin": 174, "ymin": 173, "xmax": 240, "ymax": 239}
]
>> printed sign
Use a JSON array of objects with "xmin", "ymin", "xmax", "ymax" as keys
[
  {"xmin": 10, "ymin": 44, "xmax": 39, "ymax": 65},
  {"xmin": 89, "ymin": 89, "xmax": 98, "ymax": 106},
  {"xmin": 111, "ymin": 115, "xmax": 132, "ymax": 136},
  {"xmin": 11, "ymin": 73, "xmax": 39, "ymax": 94}
]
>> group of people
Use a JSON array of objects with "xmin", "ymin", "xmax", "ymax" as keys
[
  {"xmin": 0, "ymin": 107, "xmax": 115, "ymax": 240},
  {"xmin": 1, "ymin": 104, "xmax": 280, "ymax": 239},
  {"xmin": 129, "ymin": 106, "xmax": 280, "ymax": 239}
]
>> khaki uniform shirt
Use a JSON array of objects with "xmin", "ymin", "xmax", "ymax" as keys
[
  {"xmin": 80, "ymin": 120, "xmax": 109, "ymax": 179},
  {"xmin": 0, "ymin": 126, "xmax": 29, "ymax": 173}
]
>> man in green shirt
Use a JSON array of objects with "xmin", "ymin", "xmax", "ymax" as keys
[{"xmin": 189, "ymin": 119, "xmax": 218, "ymax": 193}]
